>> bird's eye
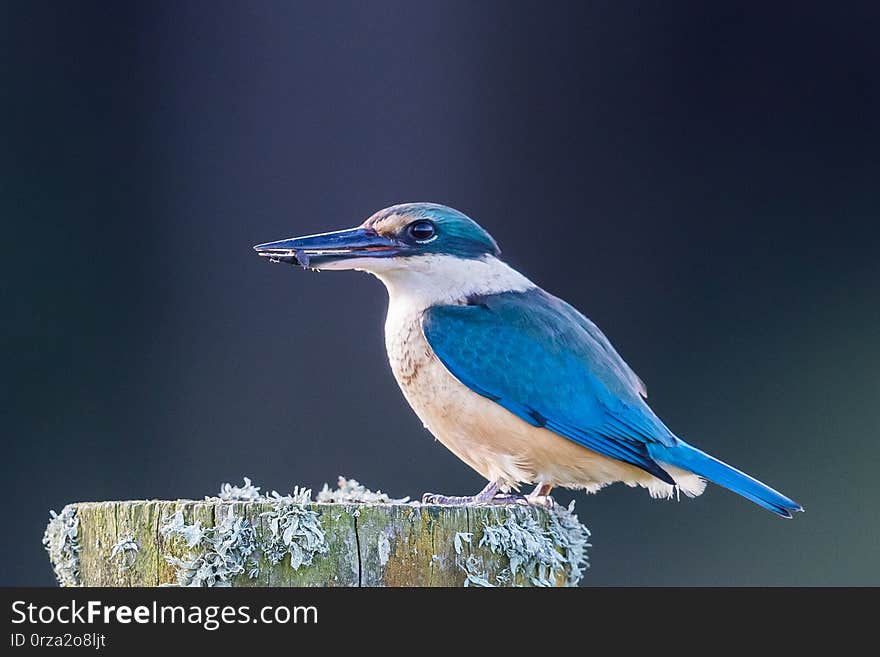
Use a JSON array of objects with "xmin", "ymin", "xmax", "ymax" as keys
[{"xmin": 408, "ymin": 220, "xmax": 436, "ymax": 242}]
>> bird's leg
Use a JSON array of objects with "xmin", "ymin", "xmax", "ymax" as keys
[
  {"xmin": 422, "ymin": 481, "xmax": 555, "ymax": 506},
  {"xmin": 484, "ymin": 493, "xmax": 528, "ymax": 505},
  {"xmin": 525, "ymin": 482, "xmax": 555, "ymax": 507},
  {"xmin": 422, "ymin": 480, "xmax": 501, "ymax": 505}
]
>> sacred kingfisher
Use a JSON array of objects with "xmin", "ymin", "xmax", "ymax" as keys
[{"xmin": 254, "ymin": 203, "xmax": 802, "ymax": 517}]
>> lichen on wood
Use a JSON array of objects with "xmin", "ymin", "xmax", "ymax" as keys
[
  {"xmin": 463, "ymin": 502, "xmax": 590, "ymax": 587},
  {"xmin": 260, "ymin": 490, "xmax": 328, "ymax": 572},
  {"xmin": 215, "ymin": 477, "xmax": 263, "ymax": 502},
  {"xmin": 109, "ymin": 533, "xmax": 139, "ymax": 572},
  {"xmin": 45, "ymin": 476, "xmax": 591, "ymax": 587},
  {"xmin": 317, "ymin": 476, "xmax": 410, "ymax": 504},
  {"xmin": 43, "ymin": 505, "xmax": 80, "ymax": 587},
  {"xmin": 160, "ymin": 506, "xmax": 261, "ymax": 587}
]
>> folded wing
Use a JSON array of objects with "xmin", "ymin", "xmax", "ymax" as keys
[{"xmin": 422, "ymin": 288, "xmax": 680, "ymax": 484}]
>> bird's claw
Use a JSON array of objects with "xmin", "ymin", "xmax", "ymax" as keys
[
  {"xmin": 422, "ymin": 493, "xmax": 478, "ymax": 505},
  {"xmin": 487, "ymin": 493, "xmax": 528, "ymax": 505},
  {"xmin": 421, "ymin": 492, "xmax": 555, "ymax": 507},
  {"xmin": 490, "ymin": 493, "xmax": 555, "ymax": 507},
  {"xmin": 421, "ymin": 492, "xmax": 523, "ymax": 505},
  {"xmin": 524, "ymin": 494, "xmax": 556, "ymax": 508}
]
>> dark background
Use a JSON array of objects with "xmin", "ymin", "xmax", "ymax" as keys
[{"xmin": 3, "ymin": 1, "xmax": 878, "ymax": 586}]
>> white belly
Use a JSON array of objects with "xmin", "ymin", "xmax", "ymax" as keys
[{"xmin": 384, "ymin": 306, "xmax": 694, "ymax": 495}]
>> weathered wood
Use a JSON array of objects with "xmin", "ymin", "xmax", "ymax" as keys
[{"xmin": 44, "ymin": 499, "xmax": 589, "ymax": 587}]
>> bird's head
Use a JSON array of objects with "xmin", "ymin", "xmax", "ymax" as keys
[{"xmin": 253, "ymin": 203, "xmax": 500, "ymax": 273}]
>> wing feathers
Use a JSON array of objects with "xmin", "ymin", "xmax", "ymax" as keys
[{"xmin": 422, "ymin": 289, "xmax": 678, "ymax": 483}]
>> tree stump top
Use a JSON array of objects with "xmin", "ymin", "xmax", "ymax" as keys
[{"xmin": 43, "ymin": 478, "xmax": 590, "ymax": 587}]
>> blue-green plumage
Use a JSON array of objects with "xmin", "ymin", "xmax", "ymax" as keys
[{"xmin": 365, "ymin": 203, "xmax": 500, "ymax": 259}]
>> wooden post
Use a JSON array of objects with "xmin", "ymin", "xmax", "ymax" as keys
[{"xmin": 43, "ymin": 499, "xmax": 590, "ymax": 587}]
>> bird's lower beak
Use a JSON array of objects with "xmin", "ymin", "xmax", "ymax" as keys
[{"xmin": 253, "ymin": 227, "xmax": 402, "ymax": 268}]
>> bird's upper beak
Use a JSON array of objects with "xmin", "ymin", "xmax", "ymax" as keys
[{"xmin": 253, "ymin": 226, "xmax": 402, "ymax": 269}]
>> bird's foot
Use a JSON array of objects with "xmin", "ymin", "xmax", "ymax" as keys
[
  {"xmin": 485, "ymin": 493, "xmax": 528, "ymax": 505},
  {"xmin": 421, "ymin": 492, "xmax": 534, "ymax": 506},
  {"xmin": 421, "ymin": 481, "xmax": 556, "ymax": 507},
  {"xmin": 422, "ymin": 480, "xmax": 501, "ymax": 505},
  {"xmin": 486, "ymin": 493, "xmax": 555, "ymax": 507},
  {"xmin": 422, "ymin": 493, "xmax": 482, "ymax": 505},
  {"xmin": 524, "ymin": 494, "xmax": 555, "ymax": 508},
  {"xmin": 525, "ymin": 482, "xmax": 555, "ymax": 508}
]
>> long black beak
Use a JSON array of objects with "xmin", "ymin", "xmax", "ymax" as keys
[{"xmin": 253, "ymin": 227, "xmax": 401, "ymax": 268}]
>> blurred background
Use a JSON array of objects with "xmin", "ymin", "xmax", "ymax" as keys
[{"xmin": 2, "ymin": 1, "xmax": 878, "ymax": 586}]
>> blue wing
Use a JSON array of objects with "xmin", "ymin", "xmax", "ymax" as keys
[
  {"xmin": 422, "ymin": 288, "xmax": 679, "ymax": 484},
  {"xmin": 424, "ymin": 287, "xmax": 804, "ymax": 517}
]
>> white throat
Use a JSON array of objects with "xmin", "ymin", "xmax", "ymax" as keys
[{"xmin": 339, "ymin": 253, "xmax": 535, "ymax": 311}]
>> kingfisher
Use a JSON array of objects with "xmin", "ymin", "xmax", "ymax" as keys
[{"xmin": 254, "ymin": 203, "xmax": 802, "ymax": 517}]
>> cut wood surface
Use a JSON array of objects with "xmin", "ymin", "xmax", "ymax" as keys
[{"xmin": 44, "ymin": 497, "xmax": 590, "ymax": 587}]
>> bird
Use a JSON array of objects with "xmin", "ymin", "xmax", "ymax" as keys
[{"xmin": 254, "ymin": 203, "xmax": 802, "ymax": 518}]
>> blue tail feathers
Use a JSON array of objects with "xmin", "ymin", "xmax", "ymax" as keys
[{"xmin": 649, "ymin": 442, "xmax": 803, "ymax": 518}]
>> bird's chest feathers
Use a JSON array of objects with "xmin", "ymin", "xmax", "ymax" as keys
[
  {"xmin": 382, "ymin": 298, "xmax": 528, "ymax": 483},
  {"xmin": 374, "ymin": 254, "xmax": 543, "ymax": 485},
  {"xmin": 384, "ymin": 300, "xmax": 443, "ymax": 403},
  {"xmin": 384, "ymin": 293, "xmax": 474, "ymax": 438},
  {"xmin": 379, "ymin": 254, "xmax": 533, "ymax": 397}
]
